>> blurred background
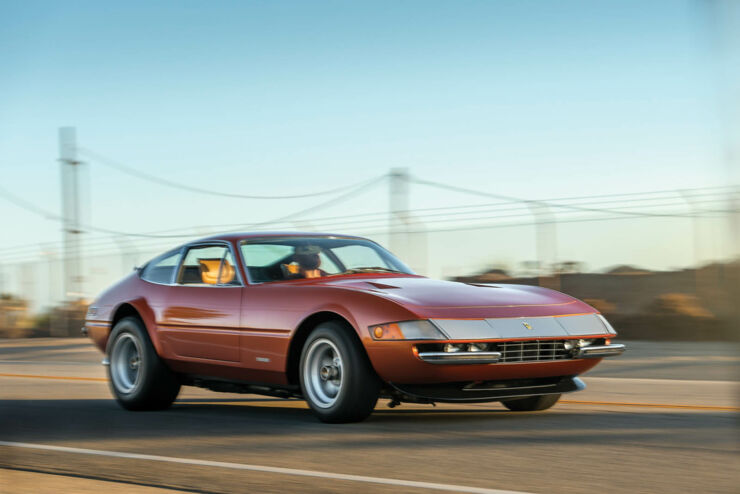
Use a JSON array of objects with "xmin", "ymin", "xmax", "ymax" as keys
[{"xmin": 0, "ymin": 0, "xmax": 738, "ymax": 341}]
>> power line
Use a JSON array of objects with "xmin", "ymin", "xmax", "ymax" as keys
[
  {"xmin": 409, "ymin": 177, "xmax": 733, "ymax": 219},
  {"xmin": 1, "ymin": 198, "xmax": 733, "ymax": 263},
  {"xmin": 354, "ymin": 211, "xmax": 725, "ymax": 237},
  {"xmin": 0, "ymin": 181, "xmax": 734, "ymax": 259},
  {"xmin": 79, "ymin": 147, "xmax": 386, "ymax": 200},
  {"xmin": 0, "ymin": 173, "xmax": 388, "ymax": 259},
  {"xmin": 0, "ymin": 184, "xmax": 224, "ymax": 239}
]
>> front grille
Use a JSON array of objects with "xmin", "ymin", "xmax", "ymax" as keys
[
  {"xmin": 492, "ymin": 340, "xmax": 570, "ymax": 362},
  {"xmin": 414, "ymin": 338, "xmax": 607, "ymax": 363}
]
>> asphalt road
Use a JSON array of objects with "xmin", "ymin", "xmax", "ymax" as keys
[{"xmin": 0, "ymin": 338, "xmax": 738, "ymax": 493}]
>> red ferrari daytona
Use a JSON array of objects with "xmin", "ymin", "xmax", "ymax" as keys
[{"xmin": 84, "ymin": 232, "xmax": 625, "ymax": 423}]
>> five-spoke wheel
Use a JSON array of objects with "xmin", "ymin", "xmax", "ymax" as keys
[
  {"xmin": 110, "ymin": 332, "xmax": 143, "ymax": 395},
  {"xmin": 106, "ymin": 316, "xmax": 180, "ymax": 410},
  {"xmin": 303, "ymin": 338, "xmax": 344, "ymax": 408},
  {"xmin": 299, "ymin": 321, "xmax": 380, "ymax": 423}
]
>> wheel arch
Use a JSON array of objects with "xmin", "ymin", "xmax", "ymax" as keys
[
  {"xmin": 286, "ymin": 311, "xmax": 365, "ymax": 386},
  {"xmin": 109, "ymin": 299, "xmax": 163, "ymax": 355}
]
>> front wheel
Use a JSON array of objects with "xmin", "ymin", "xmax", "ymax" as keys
[
  {"xmin": 107, "ymin": 317, "xmax": 180, "ymax": 410},
  {"xmin": 501, "ymin": 393, "xmax": 561, "ymax": 412},
  {"xmin": 300, "ymin": 321, "xmax": 380, "ymax": 423}
]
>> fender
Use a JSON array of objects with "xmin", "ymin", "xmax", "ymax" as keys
[{"xmin": 121, "ymin": 298, "xmax": 163, "ymax": 355}]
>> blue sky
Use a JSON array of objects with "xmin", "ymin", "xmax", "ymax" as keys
[{"xmin": 0, "ymin": 0, "xmax": 736, "ymax": 294}]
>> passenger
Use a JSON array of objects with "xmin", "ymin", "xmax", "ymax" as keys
[{"xmin": 284, "ymin": 245, "xmax": 326, "ymax": 279}]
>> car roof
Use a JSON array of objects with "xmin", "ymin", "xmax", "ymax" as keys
[{"xmin": 189, "ymin": 231, "xmax": 368, "ymax": 244}]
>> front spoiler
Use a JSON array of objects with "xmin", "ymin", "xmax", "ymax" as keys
[{"xmin": 388, "ymin": 376, "xmax": 585, "ymax": 403}]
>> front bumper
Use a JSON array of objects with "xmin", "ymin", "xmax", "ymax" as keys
[
  {"xmin": 576, "ymin": 344, "xmax": 626, "ymax": 358},
  {"xmin": 417, "ymin": 342, "xmax": 626, "ymax": 364},
  {"xmin": 417, "ymin": 351, "xmax": 502, "ymax": 364},
  {"xmin": 367, "ymin": 340, "xmax": 605, "ymax": 383}
]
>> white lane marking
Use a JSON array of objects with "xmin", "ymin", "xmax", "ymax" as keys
[{"xmin": 0, "ymin": 441, "xmax": 530, "ymax": 494}]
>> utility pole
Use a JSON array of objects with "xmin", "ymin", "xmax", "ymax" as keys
[
  {"xmin": 59, "ymin": 127, "xmax": 83, "ymax": 333},
  {"xmin": 526, "ymin": 201, "xmax": 558, "ymax": 289},
  {"xmin": 389, "ymin": 168, "xmax": 410, "ymax": 260}
]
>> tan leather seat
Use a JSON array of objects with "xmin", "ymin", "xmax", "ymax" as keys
[
  {"xmin": 219, "ymin": 259, "xmax": 236, "ymax": 284},
  {"xmin": 198, "ymin": 258, "xmax": 236, "ymax": 285}
]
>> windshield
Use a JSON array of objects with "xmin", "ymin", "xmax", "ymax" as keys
[{"xmin": 240, "ymin": 236, "xmax": 413, "ymax": 283}]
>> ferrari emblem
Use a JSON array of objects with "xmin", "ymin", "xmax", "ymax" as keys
[{"xmin": 522, "ymin": 321, "xmax": 533, "ymax": 330}]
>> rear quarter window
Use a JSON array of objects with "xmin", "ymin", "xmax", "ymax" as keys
[{"xmin": 141, "ymin": 251, "xmax": 181, "ymax": 284}]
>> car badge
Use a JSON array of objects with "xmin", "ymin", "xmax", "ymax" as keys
[{"xmin": 522, "ymin": 321, "xmax": 533, "ymax": 330}]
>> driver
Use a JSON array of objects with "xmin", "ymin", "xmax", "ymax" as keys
[{"xmin": 285, "ymin": 245, "xmax": 325, "ymax": 279}]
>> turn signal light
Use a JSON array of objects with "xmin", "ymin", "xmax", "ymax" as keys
[
  {"xmin": 370, "ymin": 320, "xmax": 447, "ymax": 340},
  {"xmin": 371, "ymin": 323, "xmax": 405, "ymax": 340}
]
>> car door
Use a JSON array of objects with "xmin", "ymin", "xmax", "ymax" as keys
[{"xmin": 158, "ymin": 243, "xmax": 242, "ymax": 362}]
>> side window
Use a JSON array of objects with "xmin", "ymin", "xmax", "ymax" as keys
[
  {"xmin": 241, "ymin": 244, "xmax": 294, "ymax": 282},
  {"xmin": 141, "ymin": 252, "xmax": 181, "ymax": 284},
  {"xmin": 177, "ymin": 245, "xmax": 241, "ymax": 286},
  {"xmin": 241, "ymin": 243, "xmax": 341, "ymax": 282}
]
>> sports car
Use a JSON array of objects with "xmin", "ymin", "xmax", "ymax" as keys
[{"xmin": 84, "ymin": 232, "xmax": 625, "ymax": 423}]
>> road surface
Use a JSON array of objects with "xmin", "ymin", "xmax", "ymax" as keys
[{"xmin": 1, "ymin": 338, "xmax": 738, "ymax": 493}]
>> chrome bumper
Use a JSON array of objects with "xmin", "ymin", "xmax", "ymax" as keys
[
  {"xmin": 576, "ymin": 344, "xmax": 626, "ymax": 358},
  {"xmin": 417, "ymin": 351, "xmax": 502, "ymax": 364}
]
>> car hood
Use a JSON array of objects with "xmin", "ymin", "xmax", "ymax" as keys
[{"xmin": 314, "ymin": 276, "xmax": 594, "ymax": 319}]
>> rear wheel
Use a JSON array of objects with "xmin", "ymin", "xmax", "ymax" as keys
[
  {"xmin": 501, "ymin": 393, "xmax": 561, "ymax": 412},
  {"xmin": 107, "ymin": 316, "xmax": 180, "ymax": 410},
  {"xmin": 300, "ymin": 321, "xmax": 380, "ymax": 423}
]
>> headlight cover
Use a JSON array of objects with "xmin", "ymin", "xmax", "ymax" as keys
[
  {"xmin": 370, "ymin": 320, "xmax": 446, "ymax": 340},
  {"xmin": 597, "ymin": 314, "xmax": 617, "ymax": 335}
]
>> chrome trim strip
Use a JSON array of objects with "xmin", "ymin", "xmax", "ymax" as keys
[
  {"xmin": 85, "ymin": 321, "xmax": 110, "ymax": 328},
  {"xmin": 576, "ymin": 344, "xmax": 626, "ymax": 358},
  {"xmin": 417, "ymin": 351, "xmax": 502, "ymax": 364}
]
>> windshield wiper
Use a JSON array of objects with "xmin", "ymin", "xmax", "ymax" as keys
[{"xmin": 342, "ymin": 267, "xmax": 403, "ymax": 274}]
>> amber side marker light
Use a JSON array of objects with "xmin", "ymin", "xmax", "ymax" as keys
[
  {"xmin": 371, "ymin": 323, "xmax": 405, "ymax": 340},
  {"xmin": 369, "ymin": 320, "xmax": 447, "ymax": 340}
]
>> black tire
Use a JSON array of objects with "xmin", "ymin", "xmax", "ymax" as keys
[
  {"xmin": 501, "ymin": 393, "xmax": 561, "ymax": 412},
  {"xmin": 106, "ymin": 316, "xmax": 180, "ymax": 411},
  {"xmin": 299, "ymin": 321, "xmax": 380, "ymax": 423}
]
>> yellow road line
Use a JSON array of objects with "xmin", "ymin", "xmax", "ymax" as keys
[
  {"xmin": 0, "ymin": 373, "xmax": 107, "ymax": 382},
  {"xmin": 176, "ymin": 400, "xmax": 309, "ymax": 409},
  {"xmin": 2, "ymin": 373, "xmax": 737, "ymax": 412},
  {"xmin": 560, "ymin": 399, "xmax": 739, "ymax": 411}
]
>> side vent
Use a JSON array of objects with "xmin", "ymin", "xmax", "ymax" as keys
[{"xmin": 367, "ymin": 282, "xmax": 400, "ymax": 290}]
